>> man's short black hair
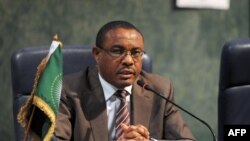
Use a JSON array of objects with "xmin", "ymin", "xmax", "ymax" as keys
[{"xmin": 96, "ymin": 21, "xmax": 144, "ymax": 48}]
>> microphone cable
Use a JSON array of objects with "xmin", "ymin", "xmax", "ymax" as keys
[{"xmin": 137, "ymin": 80, "xmax": 216, "ymax": 141}]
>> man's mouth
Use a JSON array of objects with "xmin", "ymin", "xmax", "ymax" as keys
[{"xmin": 117, "ymin": 69, "xmax": 135, "ymax": 79}]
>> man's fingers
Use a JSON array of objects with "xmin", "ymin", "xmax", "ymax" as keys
[
  {"xmin": 123, "ymin": 125, "xmax": 137, "ymax": 133},
  {"xmin": 123, "ymin": 130, "xmax": 141, "ymax": 139},
  {"xmin": 121, "ymin": 123, "xmax": 129, "ymax": 130},
  {"xmin": 122, "ymin": 124, "xmax": 150, "ymax": 139},
  {"xmin": 137, "ymin": 124, "xmax": 150, "ymax": 138}
]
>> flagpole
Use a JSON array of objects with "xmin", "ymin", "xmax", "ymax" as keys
[
  {"xmin": 23, "ymin": 105, "xmax": 36, "ymax": 141},
  {"xmin": 22, "ymin": 56, "xmax": 46, "ymax": 141}
]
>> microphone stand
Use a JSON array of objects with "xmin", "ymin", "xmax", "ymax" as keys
[{"xmin": 137, "ymin": 80, "xmax": 216, "ymax": 141}]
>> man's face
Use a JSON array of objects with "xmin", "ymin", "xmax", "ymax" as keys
[{"xmin": 93, "ymin": 28, "xmax": 144, "ymax": 88}]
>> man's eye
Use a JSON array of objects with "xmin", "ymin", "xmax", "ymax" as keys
[
  {"xmin": 131, "ymin": 50, "xmax": 141, "ymax": 55},
  {"xmin": 110, "ymin": 49, "xmax": 124, "ymax": 54}
]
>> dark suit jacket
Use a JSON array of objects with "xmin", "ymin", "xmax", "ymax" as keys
[{"xmin": 55, "ymin": 67, "xmax": 194, "ymax": 141}]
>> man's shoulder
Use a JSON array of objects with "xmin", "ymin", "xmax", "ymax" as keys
[
  {"xmin": 140, "ymin": 71, "xmax": 171, "ymax": 84},
  {"xmin": 63, "ymin": 66, "xmax": 97, "ymax": 79},
  {"xmin": 138, "ymin": 71, "xmax": 173, "ymax": 95},
  {"xmin": 63, "ymin": 66, "xmax": 98, "ymax": 87}
]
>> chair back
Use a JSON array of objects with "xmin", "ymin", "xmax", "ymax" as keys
[{"xmin": 218, "ymin": 39, "xmax": 250, "ymax": 141}]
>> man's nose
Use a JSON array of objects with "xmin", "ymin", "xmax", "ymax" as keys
[{"xmin": 121, "ymin": 52, "xmax": 134, "ymax": 65}]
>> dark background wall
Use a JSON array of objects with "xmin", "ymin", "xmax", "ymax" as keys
[{"xmin": 1, "ymin": 0, "xmax": 249, "ymax": 140}]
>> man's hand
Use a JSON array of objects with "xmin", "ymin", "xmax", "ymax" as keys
[{"xmin": 119, "ymin": 123, "xmax": 150, "ymax": 141}]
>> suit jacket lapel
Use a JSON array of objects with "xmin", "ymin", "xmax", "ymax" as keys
[
  {"xmin": 81, "ymin": 67, "xmax": 109, "ymax": 141},
  {"xmin": 131, "ymin": 79, "xmax": 154, "ymax": 129},
  {"xmin": 80, "ymin": 67, "xmax": 154, "ymax": 141}
]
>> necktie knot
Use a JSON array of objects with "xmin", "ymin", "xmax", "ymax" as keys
[{"xmin": 115, "ymin": 90, "xmax": 129, "ymax": 100}]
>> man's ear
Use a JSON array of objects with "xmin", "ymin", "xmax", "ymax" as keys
[{"xmin": 92, "ymin": 47, "xmax": 101, "ymax": 64}]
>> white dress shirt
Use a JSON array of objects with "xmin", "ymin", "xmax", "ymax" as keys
[{"xmin": 98, "ymin": 73, "xmax": 132, "ymax": 141}]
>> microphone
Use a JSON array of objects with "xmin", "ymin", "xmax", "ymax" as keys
[{"xmin": 137, "ymin": 80, "xmax": 216, "ymax": 141}]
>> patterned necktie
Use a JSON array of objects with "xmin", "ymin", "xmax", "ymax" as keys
[{"xmin": 115, "ymin": 90, "xmax": 130, "ymax": 140}]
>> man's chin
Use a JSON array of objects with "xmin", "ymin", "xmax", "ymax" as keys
[{"xmin": 115, "ymin": 79, "xmax": 135, "ymax": 88}]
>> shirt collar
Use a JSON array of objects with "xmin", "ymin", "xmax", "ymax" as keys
[{"xmin": 98, "ymin": 73, "xmax": 132, "ymax": 101}]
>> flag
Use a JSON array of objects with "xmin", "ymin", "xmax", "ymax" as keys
[{"xmin": 18, "ymin": 35, "xmax": 63, "ymax": 141}]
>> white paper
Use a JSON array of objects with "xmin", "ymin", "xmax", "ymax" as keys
[{"xmin": 176, "ymin": 0, "xmax": 230, "ymax": 10}]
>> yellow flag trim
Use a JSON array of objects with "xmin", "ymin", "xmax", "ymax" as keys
[{"xmin": 32, "ymin": 95, "xmax": 56, "ymax": 141}]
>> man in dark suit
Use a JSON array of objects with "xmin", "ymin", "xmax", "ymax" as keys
[{"xmin": 55, "ymin": 21, "xmax": 194, "ymax": 141}]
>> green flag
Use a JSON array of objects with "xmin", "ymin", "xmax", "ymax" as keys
[{"xmin": 18, "ymin": 36, "xmax": 63, "ymax": 141}]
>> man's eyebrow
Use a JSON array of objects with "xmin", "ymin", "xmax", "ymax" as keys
[
  {"xmin": 111, "ymin": 45, "xmax": 124, "ymax": 49},
  {"xmin": 132, "ymin": 47, "xmax": 142, "ymax": 50},
  {"xmin": 110, "ymin": 45, "xmax": 142, "ymax": 50}
]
